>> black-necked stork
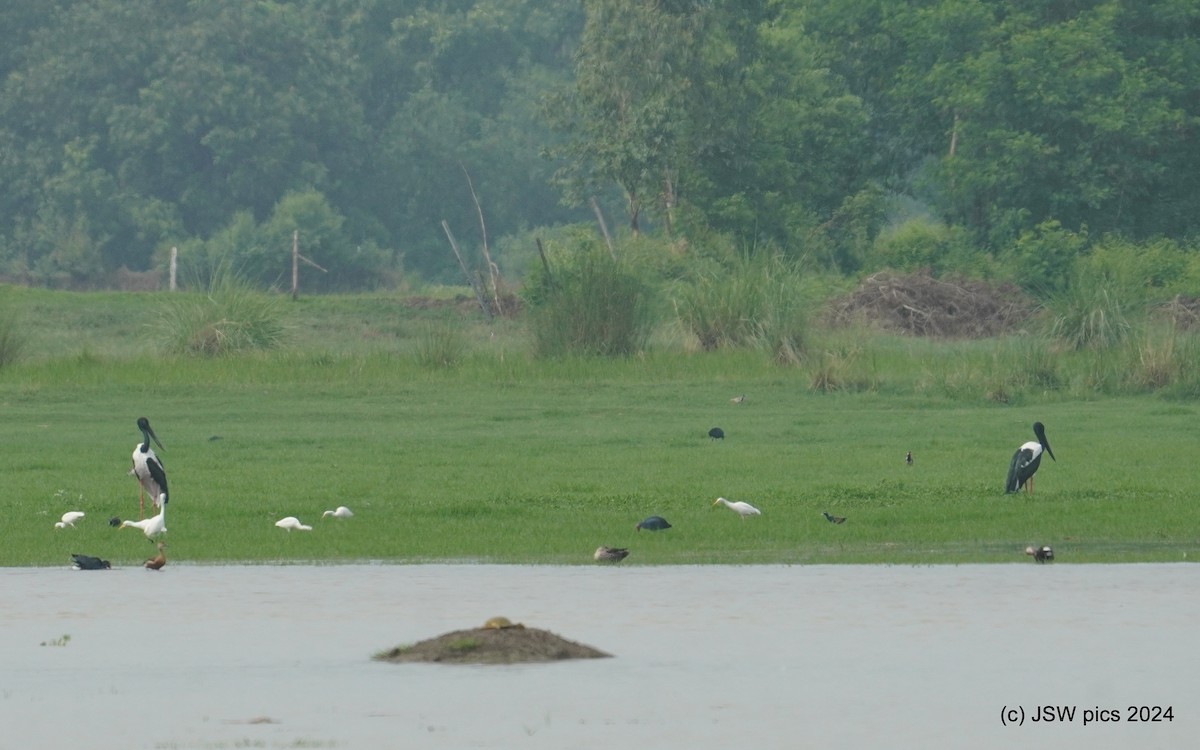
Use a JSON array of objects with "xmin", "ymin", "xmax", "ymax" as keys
[
  {"xmin": 71, "ymin": 553, "xmax": 111, "ymax": 570},
  {"xmin": 1025, "ymin": 545, "xmax": 1054, "ymax": 563},
  {"xmin": 54, "ymin": 511, "xmax": 86, "ymax": 529},
  {"xmin": 275, "ymin": 516, "xmax": 312, "ymax": 531},
  {"xmin": 635, "ymin": 515, "xmax": 672, "ymax": 532},
  {"xmin": 130, "ymin": 417, "xmax": 168, "ymax": 518},
  {"xmin": 713, "ymin": 496, "xmax": 760, "ymax": 518},
  {"xmin": 144, "ymin": 542, "xmax": 167, "ymax": 570},
  {"xmin": 593, "ymin": 545, "xmax": 629, "ymax": 562},
  {"xmin": 708, "ymin": 427, "xmax": 725, "ymax": 440},
  {"xmin": 822, "ymin": 511, "xmax": 846, "ymax": 524},
  {"xmin": 1005, "ymin": 421, "xmax": 1055, "ymax": 494},
  {"xmin": 322, "ymin": 506, "xmax": 354, "ymax": 519}
]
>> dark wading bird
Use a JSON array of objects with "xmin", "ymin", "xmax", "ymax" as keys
[
  {"xmin": 594, "ymin": 546, "xmax": 630, "ymax": 563},
  {"xmin": 636, "ymin": 516, "xmax": 672, "ymax": 532},
  {"xmin": 905, "ymin": 451, "xmax": 913, "ymax": 465},
  {"xmin": 1025, "ymin": 545, "xmax": 1054, "ymax": 563},
  {"xmin": 144, "ymin": 542, "xmax": 167, "ymax": 570},
  {"xmin": 71, "ymin": 554, "xmax": 111, "ymax": 570},
  {"xmin": 822, "ymin": 511, "xmax": 846, "ymax": 525},
  {"xmin": 130, "ymin": 417, "xmax": 168, "ymax": 519},
  {"xmin": 1005, "ymin": 422, "xmax": 1056, "ymax": 495},
  {"xmin": 708, "ymin": 427, "xmax": 725, "ymax": 440}
]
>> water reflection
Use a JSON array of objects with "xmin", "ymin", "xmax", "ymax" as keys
[{"xmin": 0, "ymin": 564, "xmax": 1194, "ymax": 749}]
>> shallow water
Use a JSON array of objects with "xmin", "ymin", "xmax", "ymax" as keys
[{"xmin": 0, "ymin": 564, "xmax": 1194, "ymax": 749}]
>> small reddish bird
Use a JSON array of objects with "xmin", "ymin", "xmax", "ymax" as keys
[{"xmin": 144, "ymin": 542, "xmax": 167, "ymax": 570}]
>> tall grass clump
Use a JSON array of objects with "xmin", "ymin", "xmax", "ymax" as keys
[
  {"xmin": 158, "ymin": 272, "xmax": 288, "ymax": 356},
  {"xmin": 525, "ymin": 243, "xmax": 653, "ymax": 358},
  {"xmin": 414, "ymin": 322, "xmax": 467, "ymax": 369},
  {"xmin": 1046, "ymin": 281, "xmax": 1137, "ymax": 351},
  {"xmin": 1123, "ymin": 323, "xmax": 1200, "ymax": 395},
  {"xmin": 0, "ymin": 293, "xmax": 27, "ymax": 368},
  {"xmin": 673, "ymin": 254, "xmax": 810, "ymax": 363}
]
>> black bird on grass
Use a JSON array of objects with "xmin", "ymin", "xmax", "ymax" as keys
[
  {"xmin": 1025, "ymin": 545, "xmax": 1054, "ymax": 563},
  {"xmin": 708, "ymin": 427, "xmax": 725, "ymax": 440},
  {"xmin": 636, "ymin": 516, "xmax": 672, "ymax": 532},
  {"xmin": 1006, "ymin": 422, "xmax": 1056, "ymax": 495},
  {"xmin": 822, "ymin": 512, "xmax": 846, "ymax": 525},
  {"xmin": 905, "ymin": 451, "xmax": 913, "ymax": 465},
  {"xmin": 71, "ymin": 554, "xmax": 111, "ymax": 570}
]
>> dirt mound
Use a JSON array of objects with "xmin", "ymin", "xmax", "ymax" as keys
[
  {"xmin": 826, "ymin": 271, "xmax": 1036, "ymax": 338},
  {"xmin": 374, "ymin": 624, "xmax": 611, "ymax": 665}
]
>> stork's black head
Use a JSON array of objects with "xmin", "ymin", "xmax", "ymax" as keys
[
  {"xmin": 137, "ymin": 417, "xmax": 165, "ymax": 451},
  {"xmin": 1032, "ymin": 421, "xmax": 1055, "ymax": 461}
]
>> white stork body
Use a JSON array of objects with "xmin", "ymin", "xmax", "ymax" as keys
[
  {"xmin": 1006, "ymin": 421, "xmax": 1055, "ymax": 494},
  {"xmin": 276, "ymin": 516, "xmax": 313, "ymax": 532},
  {"xmin": 322, "ymin": 506, "xmax": 353, "ymax": 519},
  {"xmin": 55, "ymin": 511, "xmax": 86, "ymax": 529},
  {"xmin": 121, "ymin": 504, "xmax": 166, "ymax": 539},
  {"xmin": 131, "ymin": 417, "xmax": 168, "ymax": 517},
  {"xmin": 713, "ymin": 496, "xmax": 761, "ymax": 519}
]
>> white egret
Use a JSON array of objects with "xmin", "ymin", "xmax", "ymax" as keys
[
  {"xmin": 593, "ymin": 546, "xmax": 629, "ymax": 562},
  {"xmin": 713, "ymin": 496, "xmax": 761, "ymax": 519},
  {"xmin": 55, "ymin": 511, "xmax": 86, "ymax": 529},
  {"xmin": 322, "ymin": 506, "xmax": 353, "ymax": 519},
  {"xmin": 275, "ymin": 516, "xmax": 312, "ymax": 532},
  {"xmin": 1005, "ymin": 422, "xmax": 1055, "ymax": 495},
  {"xmin": 120, "ymin": 503, "xmax": 166, "ymax": 539},
  {"xmin": 130, "ymin": 417, "xmax": 168, "ymax": 518}
]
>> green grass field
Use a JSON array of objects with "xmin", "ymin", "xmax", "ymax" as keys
[{"xmin": 2, "ymin": 287, "xmax": 1197, "ymax": 566}]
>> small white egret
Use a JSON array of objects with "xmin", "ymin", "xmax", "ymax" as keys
[
  {"xmin": 275, "ymin": 516, "xmax": 312, "ymax": 532},
  {"xmin": 130, "ymin": 417, "xmax": 168, "ymax": 518},
  {"xmin": 55, "ymin": 511, "xmax": 86, "ymax": 529},
  {"xmin": 120, "ymin": 502, "xmax": 166, "ymax": 539},
  {"xmin": 322, "ymin": 506, "xmax": 353, "ymax": 519},
  {"xmin": 713, "ymin": 496, "xmax": 761, "ymax": 519},
  {"xmin": 1005, "ymin": 421, "xmax": 1055, "ymax": 495},
  {"xmin": 593, "ymin": 546, "xmax": 629, "ymax": 562}
]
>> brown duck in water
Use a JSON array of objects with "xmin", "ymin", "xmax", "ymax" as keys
[
  {"xmin": 593, "ymin": 546, "xmax": 630, "ymax": 563},
  {"xmin": 144, "ymin": 542, "xmax": 167, "ymax": 570}
]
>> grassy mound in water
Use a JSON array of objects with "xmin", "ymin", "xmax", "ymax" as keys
[{"xmin": 374, "ymin": 621, "xmax": 611, "ymax": 664}]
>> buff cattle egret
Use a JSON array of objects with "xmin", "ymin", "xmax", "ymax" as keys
[
  {"xmin": 55, "ymin": 511, "xmax": 86, "ymax": 529},
  {"xmin": 130, "ymin": 417, "xmax": 168, "ymax": 519},
  {"xmin": 322, "ymin": 506, "xmax": 353, "ymax": 519},
  {"xmin": 713, "ymin": 496, "xmax": 760, "ymax": 519},
  {"xmin": 1006, "ymin": 422, "xmax": 1056, "ymax": 495},
  {"xmin": 275, "ymin": 516, "xmax": 312, "ymax": 532}
]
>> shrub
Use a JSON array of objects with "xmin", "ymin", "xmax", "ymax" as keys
[
  {"xmin": 414, "ymin": 323, "xmax": 467, "ymax": 369},
  {"xmin": 0, "ymin": 294, "xmax": 27, "ymax": 368},
  {"xmin": 158, "ymin": 272, "xmax": 288, "ymax": 356},
  {"xmin": 525, "ymin": 242, "xmax": 653, "ymax": 358},
  {"xmin": 1046, "ymin": 281, "xmax": 1137, "ymax": 351}
]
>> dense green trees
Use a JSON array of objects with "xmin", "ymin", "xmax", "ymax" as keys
[{"xmin": 0, "ymin": 0, "xmax": 1196, "ymax": 291}]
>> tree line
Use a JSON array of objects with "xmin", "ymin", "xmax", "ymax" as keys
[{"xmin": 0, "ymin": 0, "xmax": 1196, "ymax": 291}]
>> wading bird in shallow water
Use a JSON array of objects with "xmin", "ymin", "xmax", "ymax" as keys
[
  {"xmin": 275, "ymin": 516, "xmax": 312, "ymax": 532},
  {"xmin": 593, "ymin": 546, "xmax": 629, "ymax": 562},
  {"xmin": 635, "ymin": 515, "xmax": 672, "ymax": 532},
  {"xmin": 708, "ymin": 427, "xmax": 725, "ymax": 440},
  {"xmin": 144, "ymin": 542, "xmax": 167, "ymax": 570},
  {"xmin": 822, "ymin": 511, "xmax": 846, "ymax": 525},
  {"xmin": 1025, "ymin": 545, "xmax": 1054, "ymax": 563},
  {"xmin": 119, "ymin": 504, "xmax": 166, "ymax": 539},
  {"xmin": 130, "ymin": 417, "xmax": 168, "ymax": 519},
  {"xmin": 713, "ymin": 497, "xmax": 760, "ymax": 519},
  {"xmin": 1006, "ymin": 422, "xmax": 1055, "ymax": 495},
  {"xmin": 71, "ymin": 554, "xmax": 111, "ymax": 570},
  {"xmin": 55, "ymin": 511, "xmax": 85, "ymax": 529},
  {"xmin": 322, "ymin": 506, "xmax": 353, "ymax": 519}
]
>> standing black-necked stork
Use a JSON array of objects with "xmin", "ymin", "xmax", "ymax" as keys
[
  {"xmin": 130, "ymin": 417, "xmax": 168, "ymax": 519},
  {"xmin": 1005, "ymin": 421, "xmax": 1055, "ymax": 494}
]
